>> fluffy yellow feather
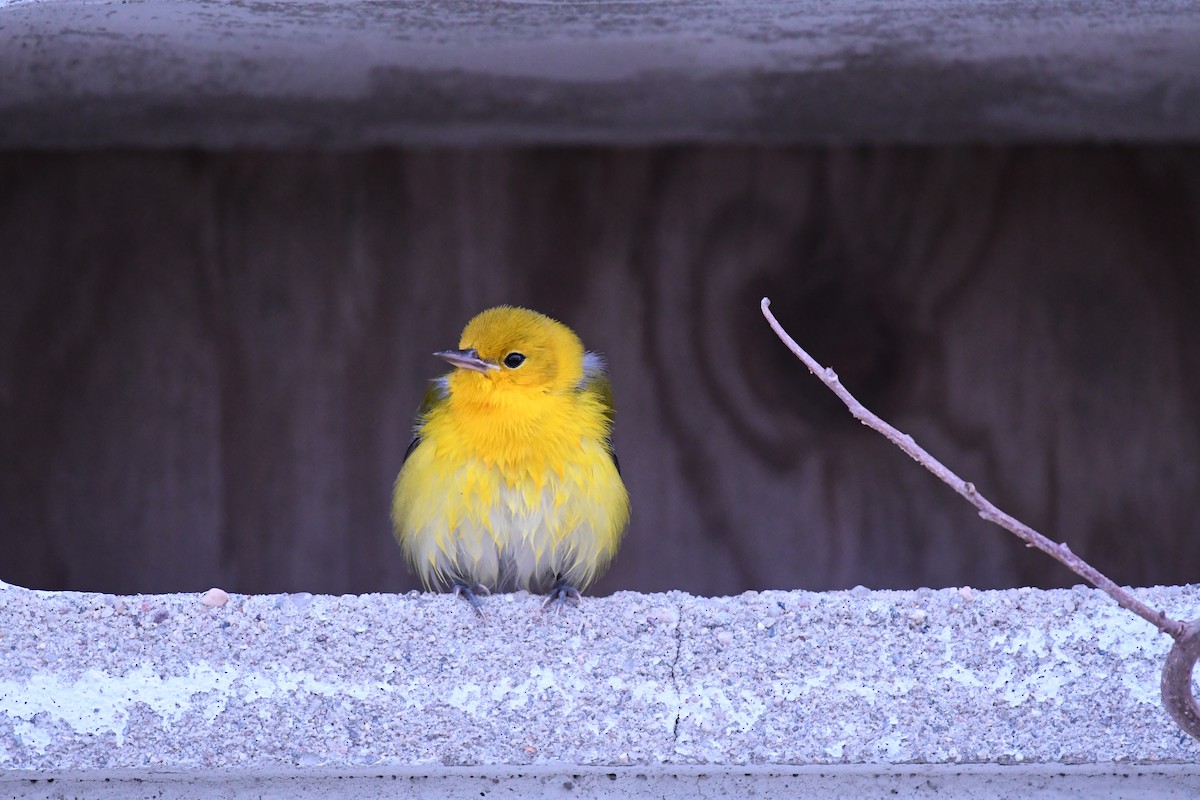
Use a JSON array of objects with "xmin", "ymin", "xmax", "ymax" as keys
[{"xmin": 391, "ymin": 306, "xmax": 629, "ymax": 613}]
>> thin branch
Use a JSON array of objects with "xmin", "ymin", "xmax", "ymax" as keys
[
  {"xmin": 761, "ymin": 296, "xmax": 1200, "ymax": 740},
  {"xmin": 1163, "ymin": 619, "xmax": 1200, "ymax": 738}
]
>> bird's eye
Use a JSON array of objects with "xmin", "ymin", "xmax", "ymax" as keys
[{"xmin": 503, "ymin": 352, "xmax": 526, "ymax": 369}]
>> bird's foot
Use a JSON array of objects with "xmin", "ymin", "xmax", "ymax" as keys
[
  {"xmin": 541, "ymin": 581, "xmax": 582, "ymax": 614},
  {"xmin": 452, "ymin": 580, "xmax": 491, "ymax": 618}
]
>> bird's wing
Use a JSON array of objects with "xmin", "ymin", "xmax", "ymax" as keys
[
  {"xmin": 580, "ymin": 352, "xmax": 621, "ymax": 474},
  {"xmin": 402, "ymin": 376, "xmax": 450, "ymax": 464}
]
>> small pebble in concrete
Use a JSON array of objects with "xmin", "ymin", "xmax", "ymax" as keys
[{"xmin": 201, "ymin": 588, "xmax": 230, "ymax": 608}]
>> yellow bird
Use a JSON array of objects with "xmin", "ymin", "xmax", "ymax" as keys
[{"xmin": 392, "ymin": 306, "xmax": 630, "ymax": 613}]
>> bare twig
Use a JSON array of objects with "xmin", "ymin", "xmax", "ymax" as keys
[
  {"xmin": 1163, "ymin": 619, "xmax": 1200, "ymax": 738},
  {"xmin": 761, "ymin": 296, "xmax": 1200, "ymax": 740}
]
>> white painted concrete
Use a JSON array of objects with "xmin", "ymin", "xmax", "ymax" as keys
[
  {"xmin": 1, "ymin": 582, "xmax": 1198, "ymax": 798},
  {"xmin": 1, "ymin": 1, "xmax": 1198, "ymax": 146}
]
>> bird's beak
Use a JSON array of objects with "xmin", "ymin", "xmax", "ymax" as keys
[{"xmin": 434, "ymin": 348, "xmax": 499, "ymax": 373}]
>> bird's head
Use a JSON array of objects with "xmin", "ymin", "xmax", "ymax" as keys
[{"xmin": 437, "ymin": 306, "xmax": 585, "ymax": 398}]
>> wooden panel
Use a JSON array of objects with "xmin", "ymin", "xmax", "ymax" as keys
[{"xmin": 2, "ymin": 148, "xmax": 1198, "ymax": 596}]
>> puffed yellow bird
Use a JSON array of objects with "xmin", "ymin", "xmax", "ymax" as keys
[{"xmin": 391, "ymin": 306, "xmax": 630, "ymax": 614}]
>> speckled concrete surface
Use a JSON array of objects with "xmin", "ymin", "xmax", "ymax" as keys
[
  {"xmin": 674, "ymin": 586, "xmax": 1200, "ymax": 765},
  {"xmin": 1, "ymin": 582, "xmax": 1197, "ymax": 781},
  {"xmin": 2, "ymin": 0, "xmax": 1199, "ymax": 146}
]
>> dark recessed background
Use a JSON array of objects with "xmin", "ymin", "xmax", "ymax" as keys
[{"xmin": 3, "ymin": 146, "xmax": 1198, "ymax": 596}]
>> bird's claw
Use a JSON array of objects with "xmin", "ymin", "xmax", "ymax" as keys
[
  {"xmin": 541, "ymin": 582, "xmax": 582, "ymax": 614},
  {"xmin": 452, "ymin": 580, "xmax": 491, "ymax": 618}
]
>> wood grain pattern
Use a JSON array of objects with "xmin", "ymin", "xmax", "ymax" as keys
[{"xmin": 2, "ymin": 148, "xmax": 1198, "ymax": 596}]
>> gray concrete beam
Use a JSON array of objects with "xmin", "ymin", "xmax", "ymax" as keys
[
  {"xmin": 1, "ymin": 0, "xmax": 1199, "ymax": 148},
  {"xmin": 2, "ymin": 581, "xmax": 1199, "ymax": 798},
  {"xmin": 9, "ymin": 765, "xmax": 1200, "ymax": 799}
]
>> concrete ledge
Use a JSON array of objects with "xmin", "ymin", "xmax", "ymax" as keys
[
  {"xmin": 2, "ymin": 0, "xmax": 1199, "ymax": 147},
  {"xmin": 2, "ymin": 583, "xmax": 1199, "ymax": 796}
]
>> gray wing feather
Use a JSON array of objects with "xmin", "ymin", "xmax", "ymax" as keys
[
  {"xmin": 402, "ymin": 377, "xmax": 450, "ymax": 465},
  {"xmin": 579, "ymin": 351, "xmax": 620, "ymax": 474}
]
